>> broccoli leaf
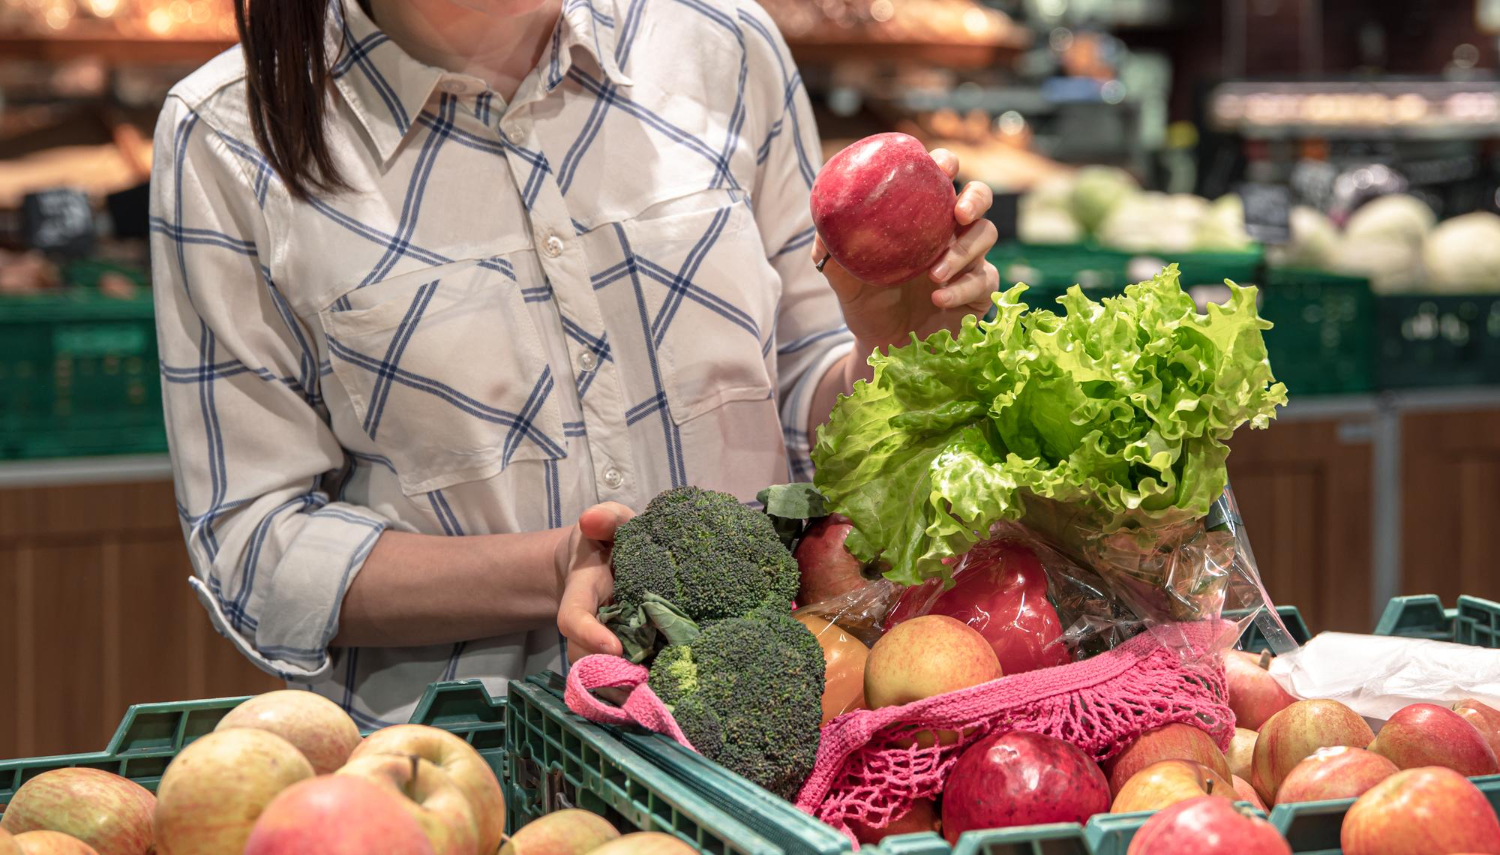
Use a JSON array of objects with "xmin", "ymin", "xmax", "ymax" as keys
[{"xmin": 756, "ymin": 482, "xmax": 829, "ymax": 549}]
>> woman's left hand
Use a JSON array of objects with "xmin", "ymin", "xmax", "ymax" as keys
[{"xmin": 815, "ymin": 149, "xmax": 1000, "ymax": 353}]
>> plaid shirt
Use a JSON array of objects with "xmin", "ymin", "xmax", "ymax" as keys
[{"xmin": 149, "ymin": 0, "xmax": 850, "ymax": 726}]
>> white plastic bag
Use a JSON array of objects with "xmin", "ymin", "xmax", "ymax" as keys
[{"xmin": 1268, "ymin": 632, "xmax": 1500, "ymax": 723}]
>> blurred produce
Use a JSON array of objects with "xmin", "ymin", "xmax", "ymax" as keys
[
  {"xmin": 1069, "ymin": 165, "xmax": 1138, "ymax": 233},
  {"xmin": 1422, "ymin": 211, "xmax": 1500, "ymax": 293},
  {"xmin": 1268, "ymin": 206, "xmax": 1340, "ymax": 270},
  {"xmin": 0, "ymin": 249, "xmax": 60, "ymax": 294},
  {"xmin": 760, "ymin": 0, "xmax": 1019, "ymax": 47}
]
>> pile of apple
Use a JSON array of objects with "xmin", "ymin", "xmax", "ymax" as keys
[{"xmin": 0, "ymin": 690, "xmax": 670, "ymax": 855}]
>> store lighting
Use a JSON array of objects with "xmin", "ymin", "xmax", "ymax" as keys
[{"xmin": 86, "ymin": 0, "xmax": 119, "ymax": 16}]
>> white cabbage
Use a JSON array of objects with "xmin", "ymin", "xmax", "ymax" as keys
[{"xmin": 1422, "ymin": 211, "xmax": 1500, "ymax": 293}]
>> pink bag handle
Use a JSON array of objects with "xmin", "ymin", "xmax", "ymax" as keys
[{"xmin": 564, "ymin": 655, "xmax": 697, "ymax": 751}]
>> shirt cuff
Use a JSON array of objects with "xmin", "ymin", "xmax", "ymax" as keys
[
  {"xmin": 191, "ymin": 504, "xmax": 389, "ymax": 681},
  {"xmin": 780, "ymin": 335, "xmax": 856, "ymax": 482}
]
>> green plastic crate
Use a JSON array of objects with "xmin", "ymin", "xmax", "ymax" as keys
[
  {"xmin": 1269, "ymin": 775, "xmax": 1500, "ymax": 855},
  {"xmin": 0, "ymin": 680, "xmax": 506, "ymax": 807},
  {"xmin": 1373, "ymin": 593, "xmax": 1500, "ymax": 648},
  {"xmin": 506, "ymin": 674, "xmax": 784, "ymax": 854},
  {"xmin": 1229, "ymin": 605, "xmax": 1312, "ymax": 654},
  {"xmin": 950, "ymin": 822, "xmax": 1090, "ymax": 854},
  {"xmin": 0, "ymin": 284, "xmax": 167, "ymax": 460},
  {"xmin": 1259, "ymin": 269, "xmax": 1377, "ymax": 397},
  {"xmin": 1375, "ymin": 293, "xmax": 1500, "ymax": 389}
]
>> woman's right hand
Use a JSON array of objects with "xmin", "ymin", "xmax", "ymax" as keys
[{"xmin": 556, "ymin": 502, "xmax": 635, "ymax": 662}]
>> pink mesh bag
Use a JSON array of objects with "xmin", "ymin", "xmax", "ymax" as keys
[{"xmin": 566, "ymin": 620, "xmax": 1234, "ymax": 844}]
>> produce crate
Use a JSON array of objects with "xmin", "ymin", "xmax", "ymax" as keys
[
  {"xmin": 0, "ymin": 680, "xmax": 506, "ymax": 808},
  {"xmin": 0, "ymin": 282, "xmax": 166, "ymax": 460},
  {"xmin": 1230, "ymin": 604, "xmax": 1313, "ymax": 653},
  {"xmin": 1373, "ymin": 593, "xmax": 1500, "ymax": 648},
  {"xmin": 1375, "ymin": 293, "xmax": 1500, "ymax": 389},
  {"xmin": 506, "ymin": 674, "xmax": 786, "ymax": 854},
  {"xmin": 1269, "ymin": 775, "xmax": 1500, "ymax": 855},
  {"xmin": 1259, "ymin": 269, "xmax": 1377, "ymax": 397}
]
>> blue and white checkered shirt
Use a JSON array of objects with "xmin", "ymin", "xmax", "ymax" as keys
[{"xmin": 148, "ymin": 0, "xmax": 852, "ymax": 726}]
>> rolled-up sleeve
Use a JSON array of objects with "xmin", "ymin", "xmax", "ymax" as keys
[
  {"xmin": 743, "ymin": 5, "xmax": 855, "ymax": 481},
  {"xmin": 150, "ymin": 95, "xmax": 388, "ymax": 681}
]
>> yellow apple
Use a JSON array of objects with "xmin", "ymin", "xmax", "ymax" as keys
[
  {"xmin": 336, "ymin": 754, "xmax": 476, "ymax": 855},
  {"xmin": 215, "ymin": 690, "xmax": 361, "ymax": 775},
  {"xmin": 351, "ymin": 724, "xmax": 503, "ymax": 855},
  {"xmin": 153, "ymin": 728, "xmax": 313, "ymax": 855}
]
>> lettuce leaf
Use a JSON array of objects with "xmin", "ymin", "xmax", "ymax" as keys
[{"xmin": 811, "ymin": 264, "xmax": 1287, "ymax": 586}]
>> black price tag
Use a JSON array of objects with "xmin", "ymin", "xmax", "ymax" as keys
[
  {"xmin": 1238, "ymin": 183, "xmax": 1291, "ymax": 245},
  {"xmin": 21, "ymin": 188, "xmax": 96, "ymax": 257},
  {"xmin": 988, "ymin": 191, "xmax": 1021, "ymax": 242}
]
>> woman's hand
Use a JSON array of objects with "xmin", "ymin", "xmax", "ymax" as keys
[
  {"xmin": 555, "ymin": 502, "xmax": 635, "ymax": 662},
  {"xmin": 816, "ymin": 148, "xmax": 1000, "ymax": 354}
]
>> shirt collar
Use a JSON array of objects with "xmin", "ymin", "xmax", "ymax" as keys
[{"xmin": 330, "ymin": 0, "xmax": 631, "ymax": 164}]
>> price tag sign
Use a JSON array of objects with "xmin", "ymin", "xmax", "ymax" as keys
[
  {"xmin": 1238, "ymin": 183, "xmax": 1291, "ymax": 245},
  {"xmin": 21, "ymin": 188, "xmax": 95, "ymax": 257}
]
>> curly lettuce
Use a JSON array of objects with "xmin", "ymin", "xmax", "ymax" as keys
[{"xmin": 811, "ymin": 264, "xmax": 1287, "ymax": 586}]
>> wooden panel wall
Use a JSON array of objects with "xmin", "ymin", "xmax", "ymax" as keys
[
  {"xmin": 1401, "ymin": 409, "xmax": 1500, "ymax": 606},
  {"xmin": 0, "ymin": 479, "xmax": 280, "ymax": 761},
  {"xmin": 1228, "ymin": 417, "xmax": 1376, "ymax": 634}
]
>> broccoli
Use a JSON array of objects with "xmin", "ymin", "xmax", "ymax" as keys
[
  {"xmin": 611, "ymin": 486, "xmax": 799, "ymax": 621},
  {"xmin": 649, "ymin": 608, "xmax": 825, "ymax": 800}
]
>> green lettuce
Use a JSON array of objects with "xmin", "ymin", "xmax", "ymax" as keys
[{"xmin": 811, "ymin": 264, "xmax": 1287, "ymax": 586}]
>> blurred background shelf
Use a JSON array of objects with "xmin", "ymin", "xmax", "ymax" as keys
[{"xmin": 0, "ymin": 35, "xmax": 231, "ymax": 65}]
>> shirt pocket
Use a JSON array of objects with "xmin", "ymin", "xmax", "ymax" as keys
[
  {"xmin": 317, "ymin": 259, "xmax": 566, "ymax": 496},
  {"xmin": 622, "ymin": 189, "xmax": 778, "ymax": 424}
]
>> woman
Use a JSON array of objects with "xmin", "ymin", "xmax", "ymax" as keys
[{"xmin": 149, "ymin": 0, "xmax": 998, "ymax": 726}]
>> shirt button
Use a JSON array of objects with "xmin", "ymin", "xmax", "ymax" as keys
[
  {"xmin": 543, "ymin": 234, "xmax": 565, "ymax": 258},
  {"xmin": 602, "ymin": 466, "xmax": 624, "ymax": 489},
  {"xmin": 505, "ymin": 124, "xmax": 526, "ymax": 144},
  {"xmin": 578, "ymin": 351, "xmax": 598, "ymax": 371}
]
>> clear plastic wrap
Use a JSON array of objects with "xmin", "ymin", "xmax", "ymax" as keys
[{"xmin": 783, "ymin": 481, "xmax": 1298, "ymax": 669}]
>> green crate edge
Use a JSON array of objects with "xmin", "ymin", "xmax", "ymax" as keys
[
  {"xmin": 506, "ymin": 674, "xmax": 787, "ymax": 855},
  {"xmin": 0, "ymin": 680, "xmax": 508, "ymax": 807}
]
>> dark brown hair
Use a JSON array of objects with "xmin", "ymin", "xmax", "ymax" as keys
[{"xmin": 234, "ymin": 1, "xmax": 371, "ymax": 200}]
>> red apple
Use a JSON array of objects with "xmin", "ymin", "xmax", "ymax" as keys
[
  {"xmin": 1455, "ymin": 699, "xmax": 1500, "ymax": 760},
  {"xmin": 1369, "ymin": 703, "xmax": 1500, "ymax": 777},
  {"xmin": 1341, "ymin": 767, "xmax": 1500, "ymax": 855},
  {"xmin": 1105, "ymin": 723, "xmax": 1233, "ymax": 796},
  {"xmin": 886, "ymin": 540, "xmax": 1071, "ymax": 676},
  {"xmin": 942, "ymin": 730, "xmax": 1110, "ymax": 843},
  {"xmin": 0, "ymin": 769, "xmax": 153, "ymax": 855},
  {"xmin": 810, "ymin": 132, "xmax": 957, "ymax": 286},
  {"xmin": 1126, "ymin": 796, "xmax": 1291, "ymax": 855},
  {"xmin": 1274, "ymin": 746, "xmax": 1398, "ymax": 805},
  {"xmin": 11, "ymin": 832, "xmax": 98, "ymax": 855},
  {"xmin": 1224, "ymin": 650, "xmax": 1295, "ymax": 731},
  {"xmin": 336, "ymin": 754, "xmax": 477, "ymax": 855},
  {"xmin": 1251, "ymin": 699, "xmax": 1375, "ymax": 804},
  {"xmin": 1233, "ymin": 776, "xmax": 1268, "ymax": 811},
  {"xmin": 352, "ymin": 724, "xmax": 505, "ymax": 855},
  {"xmin": 0, "ymin": 829, "xmax": 18, "ymax": 855},
  {"xmin": 500, "ymin": 809, "xmax": 620, "ymax": 854},
  {"xmin": 1111, "ymin": 760, "xmax": 1236, "ymax": 814},
  {"xmin": 153, "ymin": 728, "xmax": 314, "ymax": 855},
  {"xmin": 849, "ymin": 799, "xmax": 939, "ymax": 845},
  {"xmin": 1228, "ymin": 727, "xmax": 1258, "ymax": 782},
  {"xmin": 244, "ymin": 775, "xmax": 434, "ymax": 855},
  {"xmin": 794, "ymin": 515, "xmax": 870, "ymax": 606},
  {"xmin": 864, "ymin": 614, "xmax": 1002, "ymax": 711},
  {"xmin": 214, "ymin": 690, "xmax": 362, "ymax": 775}
]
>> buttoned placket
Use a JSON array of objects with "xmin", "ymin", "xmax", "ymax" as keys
[{"xmin": 496, "ymin": 79, "xmax": 637, "ymax": 509}]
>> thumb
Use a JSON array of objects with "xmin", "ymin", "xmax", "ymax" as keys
[{"xmin": 578, "ymin": 501, "xmax": 634, "ymax": 541}]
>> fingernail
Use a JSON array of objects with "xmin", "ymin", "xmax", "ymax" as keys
[{"xmin": 932, "ymin": 261, "xmax": 951, "ymax": 280}]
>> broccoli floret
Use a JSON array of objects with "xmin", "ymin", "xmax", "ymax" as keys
[
  {"xmin": 649, "ymin": 610, "xmax": 824, "ymax": 800},
  {"xmin": 612, "ymin": 486, "xmax": 799, "ymax": 621}
]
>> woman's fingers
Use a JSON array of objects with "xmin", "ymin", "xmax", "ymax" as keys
[
  {"xmin": 931, "ymin": 218, "xmax": 999, "ymax": 284},
  {"xmin": 557, "ymin": 562, "xmax": 621, "ymax": 658},
  {"xmin": 577, "ymin": 501, "xmax": 635, "ymax": 542},
  {"xmin": 930, "ymin": 147, "xmax": 959, "ymax": 178},
  {"xmin": 934, "ymin": 260, "xmax": 1000, "ymax": 311},
  {"xmin": 955, "ymin": 181, "xmax": 994, "ymax": 226}
]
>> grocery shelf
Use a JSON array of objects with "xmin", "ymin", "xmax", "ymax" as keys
[
  {"xmin": 0, "ymin": 454, "xmax": 173, "ymax": 489},
  {"xmin": 785, "ymin": 36, "xmax": 1029, "ymax": 70}
]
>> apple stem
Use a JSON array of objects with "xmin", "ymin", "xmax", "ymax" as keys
[
  {"xmin": 410, "ymin": 753, "xmax": 419, "ymax": 785},
  {"xmin": 1257, "ymin": 650, "xmax": 1272, "ymax": 670},
  {"xmin": 1205, "ymin": 778, "xmax": 1215, "ymax": 796}
]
